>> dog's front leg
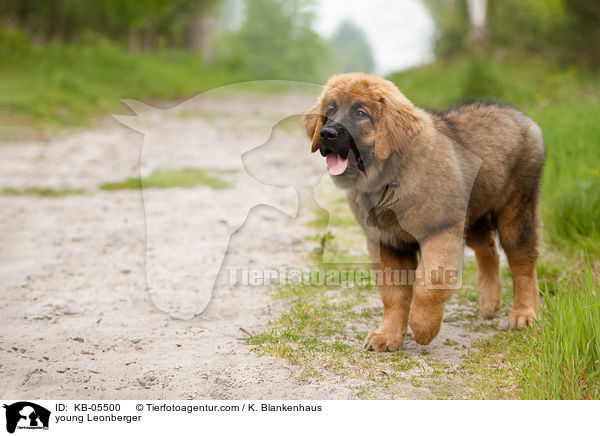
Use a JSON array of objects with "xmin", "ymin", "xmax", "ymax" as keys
[
  {"xmin": 409, "ymin": 226, "xmax": 463, "ymax": 345},
  {"xmin": 364, "ymin": 242, "xmax": 417, "ymax": 351}
]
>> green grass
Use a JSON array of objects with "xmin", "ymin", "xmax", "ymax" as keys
[
  {"xmin": 245, "ymin": 272, "xmax": 420, "ymax": 384},
  {"xmin": 532, "ymin": 102, "xmax": 600, "ymax": 254},
  {"xmin": 1, "ymin": 187, "xmax": 85, "ymax": 197},
  {"xmin": 100, "ymin": 168, "xmax": 234, "ymax": 190},
  {"xmin": 461, "ymin": 262, "xmax": 600, "ymax": 399},
  {"xmin": 522, "ymin": 264, "xmax": 600, "ymax": 399},
  {"xmin": 459, "ymin": 332, "xmax": 525, "ymax": 399},
  {"xmin": 0, "ymin": 29, "xmax": 238, "ymax": 138}
]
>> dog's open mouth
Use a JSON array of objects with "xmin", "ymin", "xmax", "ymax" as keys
[
  {"xmin": 326, "ymin": 153, "xmax": 348, "ymax": 175},
  {"xmin": 325, "ymin": 152, "xmax": 364, "ymax": 176}
]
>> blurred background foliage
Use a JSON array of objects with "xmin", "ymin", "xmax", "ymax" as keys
[
  {"xmin": 217, "ymin": 0, "xmax": 335, "ymax": 81},
  {"xmin": 0, "ymin": 0, "xmax": 222, "ymax": 56},
  {"xmin": 0, "ymin": 0, "xmax": 371, "ymax": 133},
  {"xmin": 331, "ymin": 19, "xmax": 374, "ymax": 74},
  {"xmin": 0, "ymin": 0, "xmax": 354, "ymax": 80},
  {"xmin": 424, "ymin": 0, "xmax": 600, "ymax": 68},
  {"xmin": 0, "ymin": 0, "xmax": 597, "ymax": 120}
]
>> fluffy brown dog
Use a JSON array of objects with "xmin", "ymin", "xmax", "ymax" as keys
[{"xmin": 303, "ymin": 73, "xmax": 545, "ymax": 350}]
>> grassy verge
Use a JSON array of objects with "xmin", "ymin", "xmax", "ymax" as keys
[
  {"xmin": 523, "ymin": 264, "xmax": 600, "ymax": 399},
  {"xmin": 0, "ymin": 29, "xmax": 238, "ymax": 138},
  {"xmin": 100, "ymin": 168, "xmax": 234, "ymax": 190},
  {"xmin": 462, "ymin": 262, "xmax": 599, "ymax": 400}
]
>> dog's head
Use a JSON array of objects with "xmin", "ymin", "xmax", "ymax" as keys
[{"xmin": 303, "ymin": 73, "xmax": 422, "ymax": 191}]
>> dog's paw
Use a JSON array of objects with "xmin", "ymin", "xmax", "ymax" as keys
[
  {"xmin": 363, "ymin": 330, "xmax": 403, "ymax": 352},
  {"xmin": 409, "ymin": 304, "xmax": 444, "ymax": 345},
  {"xmin": 409, "ymin": 321, "xmax": 440, "ymax": 346},
  {"xmin": 508, "ymin": 309, "xmax": 537, "ymax": 329},
  {"xmin": 479, "ymin": 300, "xmax": 501, "ymax": 319},
  {"xmin": 478, "ymin": 280, "xmax": 503, "ymax": 319}
]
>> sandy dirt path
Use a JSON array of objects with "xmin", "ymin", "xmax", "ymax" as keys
[{"xmin": 0, "ymin": 94, "xmax": 500, "ymax": 399}]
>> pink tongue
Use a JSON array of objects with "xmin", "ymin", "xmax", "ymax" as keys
[{"xmin": 326, "ymin": 153, "xmax": 349, "ymax": 176}]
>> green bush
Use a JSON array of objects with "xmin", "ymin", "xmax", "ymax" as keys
[{"xmin": 461, "ymin": 58, "xmax": 503, "ymax": 100}]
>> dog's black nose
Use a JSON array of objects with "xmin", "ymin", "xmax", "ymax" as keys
[
  {"xmin": 320, "ymin": 126, "xmax": 340, "ymax": 140},
  {"xmin": 319, "ymin": 124, "xmax": 352, "ymax": 157}
]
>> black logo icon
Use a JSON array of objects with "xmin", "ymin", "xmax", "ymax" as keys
[{"xmin": 3, "ymin": 402, "xmax": 50, "ymax": 434}]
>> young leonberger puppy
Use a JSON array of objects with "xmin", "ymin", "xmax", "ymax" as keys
[{"xmin": 303, "ymin": 73, "xmax": 545, "ymax": 350}]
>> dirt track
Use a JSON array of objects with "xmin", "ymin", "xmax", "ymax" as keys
[{"xmin": 0, "ymin": 93, "xmax": 500, "ymax": 399}]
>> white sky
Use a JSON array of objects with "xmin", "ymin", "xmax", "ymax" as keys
[{"xmin": 313, "ymin": 0, "xmax": 435, "ymax": 74}]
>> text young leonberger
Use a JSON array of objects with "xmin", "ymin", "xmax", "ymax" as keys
[{"xmin": 303, "ymin": 73, "xmax": 545, "ymax": 350}]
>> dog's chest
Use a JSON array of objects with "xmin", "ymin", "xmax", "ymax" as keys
[{"xmin": 349, "ymin": 191, "xmax": 417, "ymax": 247}]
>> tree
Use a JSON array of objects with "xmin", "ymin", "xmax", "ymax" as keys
[
  {"xmin": 331, "ymin": 20, "xmax": 375, "ymax": 73},
  {"xmin": 222, "ymin": 0, "xmax": 335, "ymax": 81},
  {"xmin": 0, "ymin": 0, "xmax": 224, "ymax": 54},
  {"xmin": 424, "ymin": 0, "xmax": 600, "ymax": 67},
  {"xmin": 421, "ymin": 0, "xmax": 470, "ymax": 58},
  {"xmin": 563, "ymin": 0, "xmax": 600, "ymax": 66},
  {"xmin": 466, "ymin": 0, "xmax": 487, "ymax": 43}
]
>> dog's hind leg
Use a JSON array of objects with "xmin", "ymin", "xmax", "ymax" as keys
[
  {"xmin": 466, "ymin": 214, "xmax": 503, "ymax": 319},
  {"xmin": 498, "ymin": 120, "xmax": 544, "ymax": 329},
  {"xmin": 497, "ymin": 194, "xmax": 541, "ymax": 329}
]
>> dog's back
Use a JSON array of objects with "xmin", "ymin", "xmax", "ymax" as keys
[{"xmin": 431, "ymin": 101, "xmax": 545, "ymax": 223}]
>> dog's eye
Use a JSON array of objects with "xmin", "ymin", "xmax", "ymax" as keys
[
  {"xmin": 326, "ymin": 107, "xmax": 336, "ymax": 117},
  {"xmin": 355, "ymin": 109, "xmax": 367, "ymax": 118}
]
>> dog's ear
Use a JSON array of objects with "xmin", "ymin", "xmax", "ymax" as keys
[
  {"xmin": 302, "ymin": 102, "xmax": 324, "ymax": 153},
  {"xmin": 375, "ymin": 89, "xmax": 421, "ymax": 160}
]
